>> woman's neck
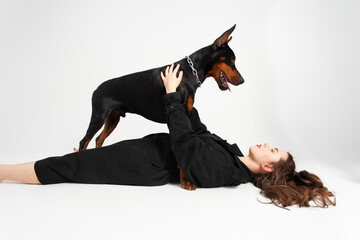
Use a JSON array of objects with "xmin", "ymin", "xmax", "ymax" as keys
[{"xmin": 238, "ymin": 155, "xmax": 260, "ymax": 174}]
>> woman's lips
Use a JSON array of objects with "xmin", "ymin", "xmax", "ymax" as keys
[{"xmin": 256, "ymin": 144, "xmax": 262, "ymax": 148}]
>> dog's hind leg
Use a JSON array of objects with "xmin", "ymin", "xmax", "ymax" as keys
[
  {"xmin": 95, "ymin": 108, "xmax": 123, "ymax": 148},
  {"xmin": 79, "ymin": 89, "xmax": 115, "ymax": 150},
  {"xmin": 79, "ymin": 111, "xmax": 105, "ymax": 150}
]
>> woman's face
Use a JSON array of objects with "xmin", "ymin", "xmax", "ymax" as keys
[{"xmin": 249, "ymin": 143, "xmax": 289, "ymax": 172}]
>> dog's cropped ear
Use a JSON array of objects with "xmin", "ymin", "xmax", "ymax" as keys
[{"xmin": 212, "ymin": 24, "xmax": 236, "ymax": 50}]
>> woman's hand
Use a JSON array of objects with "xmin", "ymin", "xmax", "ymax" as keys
[{"xmin": 160, "ymin": 63, "xmax": 183, "ymax": 93}]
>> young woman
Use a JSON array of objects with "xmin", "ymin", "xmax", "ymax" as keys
[{"xmin": 0, "ymin": 64, "xmax": 335, "ymax": 210}]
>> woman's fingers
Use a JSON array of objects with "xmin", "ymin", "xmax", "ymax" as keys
[
  {"xmin": 160, "ymin": 71, "xmax": 165, "ymax": 81},
  {"xmin": 174, "ymin": 63, "xmax": 180, "ymax": 74},
  {"xmin": 165, "ymin": 63, "xmax": 181, "ymax": 76},
  {"xmin": 178, "ymin": 70, "xmax": 183, "ymax": 80},
  {"xmin": 169, "ymin": 63, "xmax": 174, "ymax": 73},
  {"xmin": 162, "ymin": 63, "xmax": 181, "ymax": 81}
]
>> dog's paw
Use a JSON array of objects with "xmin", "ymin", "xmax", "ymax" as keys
[
  {"xmin": 181, "ymin": 180, "xmax": 197, "ymax": 191},
  {"xmin": 178, "ymin": 165, "xmax": 196, "ymax": 190}
]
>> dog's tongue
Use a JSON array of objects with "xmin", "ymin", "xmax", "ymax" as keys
[{"xmin": 225, "ymin": 77, "xmax": 231, "ymax": 92}]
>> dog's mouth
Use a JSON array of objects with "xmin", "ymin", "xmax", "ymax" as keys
[{"xmin": 219, "ymin": 70, "xmax": 231, "ymax": 92}]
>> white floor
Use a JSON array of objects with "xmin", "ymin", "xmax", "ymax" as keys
[{"xmin": 0, "ymin": 159, "xmax": 358, "ymax": 240}]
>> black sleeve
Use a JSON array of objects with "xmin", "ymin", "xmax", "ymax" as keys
[
  {"xmin": 162, "ymin": 92, "xmax": 235, "ymax": 187},
  {"xmin": 188, "ymin": 107, "xmax": 211, "ymax": 134}
]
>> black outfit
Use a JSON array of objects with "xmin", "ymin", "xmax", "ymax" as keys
[{"xmin": 34, "ymin": 92, "xmax": 254, "ymax": 187}]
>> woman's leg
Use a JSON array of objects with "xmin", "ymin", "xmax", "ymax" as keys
[
  {"xmin": 0, "ymin": 161, "xmax": 41, "ymax": 184},
  {"xmin": 0, "ymin": 136, "xmax": 173, "ymax": 185}
]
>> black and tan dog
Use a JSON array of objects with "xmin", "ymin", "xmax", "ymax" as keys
[{"xmin": 78, "ymin": 24, "xmax": 244, "ymax": 189}]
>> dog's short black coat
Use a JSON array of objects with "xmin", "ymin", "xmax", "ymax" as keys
[{"xmin": 79, "ymin": 24, "xmax": 244, "ymax": 151}]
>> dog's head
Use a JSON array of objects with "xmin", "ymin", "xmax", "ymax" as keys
[{"xmin": 205, "ymin": 24, "xmax": 244, "ymax": 91}]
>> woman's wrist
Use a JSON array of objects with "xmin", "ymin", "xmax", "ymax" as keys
[{"xmin": 166, "ymin": 88, "xmax": 176, "ymax": 94}]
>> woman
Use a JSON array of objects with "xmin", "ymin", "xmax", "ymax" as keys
[{"xmin": 0, "ymin": 64, "xmax": 335, "ymax": 210}]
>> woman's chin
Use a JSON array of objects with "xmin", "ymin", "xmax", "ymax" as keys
[
  {"xmin": 248, "ymin": 146, "xmax": 255, "ymax": 157},
  {"xmin": 249, "ymin": 145, "xmax": 256, "ymax": 153}
]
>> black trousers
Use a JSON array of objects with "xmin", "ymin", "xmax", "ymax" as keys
[{"xmin": 34, "ymin": 133, "xmax": 180, "ymax": 185}]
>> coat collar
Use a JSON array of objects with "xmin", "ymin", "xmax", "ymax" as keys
[{"xmin": 201, "ymin": 133, "xmax": 243, "ymax": 156}]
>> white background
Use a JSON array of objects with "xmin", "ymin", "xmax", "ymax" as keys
[{"xmin": 0, "ymin": 0, "xmax": 359, "ymax": 239}]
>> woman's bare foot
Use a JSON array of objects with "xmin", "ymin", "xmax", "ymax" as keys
[
  {"xmin": 73, "ymin": 147, "xmax": 79, "ymax": 152},
  {"xmin": 0, "ymin": 165, "xmax": 5, "ymax": 182}
]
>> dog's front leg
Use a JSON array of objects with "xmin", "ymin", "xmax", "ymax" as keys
[{"xmin": 178, "ymin": 165, "xmax": 197, "ymax": 190}]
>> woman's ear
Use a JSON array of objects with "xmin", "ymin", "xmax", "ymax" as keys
[{"xmin": 260, "ymin": 163, "xmax": 274, "ymax": 173}]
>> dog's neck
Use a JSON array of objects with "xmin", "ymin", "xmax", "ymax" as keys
[{"xmin": 187, "ymin": 45, "xmax": 213, "ymax": 85}]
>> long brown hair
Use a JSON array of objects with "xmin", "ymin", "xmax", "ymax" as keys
[{"xmin": 252, "ymin": 152, "xmax": 336, "ymax": 210}]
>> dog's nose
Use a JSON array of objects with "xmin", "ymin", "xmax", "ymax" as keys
[
  {"xmin": 231, "ymin": 71, "xmax": 244, "ymax": 85},
  {"xmin": 231, "ymin": 76, "xmax": 244, "ymax": 85}
]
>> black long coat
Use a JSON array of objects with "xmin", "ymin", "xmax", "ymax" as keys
[{"xmin": 34, "ymin": 92, "xmax": 254, "ymax": 187}]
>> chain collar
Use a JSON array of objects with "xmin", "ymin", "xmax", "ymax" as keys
[{"xmin": 185, "ymin": 56, "xmax": 201, "ymax": 87}]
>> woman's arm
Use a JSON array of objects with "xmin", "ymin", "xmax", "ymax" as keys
[
  {"xmin": 160, "ymin": 64, "xmax": 235, "ymax": 187},
  {"xmin": 162, "ymin": 91, "xmax": 235, "ymax": 187},
  {"xmin": 160, "ymin": 63, "xmax": 210, "ymax": 134},
  {"xmin": 188, "ymin": 107, "xmax": 210, "ymax": 134},
  {"xmin": 160, "ymin": 64, "xmax": 204, "ymax": 144}
]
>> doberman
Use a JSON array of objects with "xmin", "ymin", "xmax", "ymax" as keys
[{"xmin": 78, "ymin": 24, "xmax": 244, "ymax": 190}]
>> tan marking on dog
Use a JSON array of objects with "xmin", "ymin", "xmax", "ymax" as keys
[
  {"xmin": 178, "ymin": 165, "xmax": 197, "ymax": 191},
  {"xmin": 95, "ymin": 110, "xmax": 121, "ymax": 148},
  {"xmin": 205, "ymin": 62, "xmax": 241, "ymax": 86},
  {"xmin": 187, "ymin": 95, "xmax": 194, "ymax": 113}
]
